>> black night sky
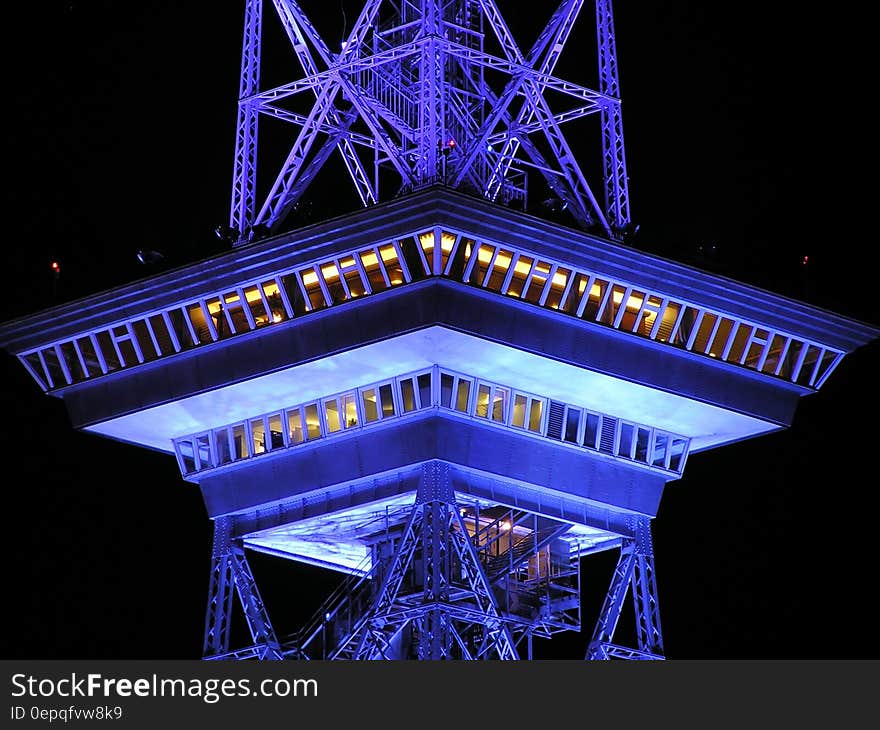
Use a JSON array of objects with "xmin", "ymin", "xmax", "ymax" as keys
[{"xmin": 1, "ymin": 2, "xmax": 877, "ymax": 661}]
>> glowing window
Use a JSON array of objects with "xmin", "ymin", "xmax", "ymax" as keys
[
  {"xmin": 582, "ymin": 277, "xmax": 609, "ymax": 320},
  {"xmin": 361, "ymin": 388, "xmax": 380, "ymax": 423},
  {"xmin": 343, "ymin": 393, "xmax": 358, "ymax": 427},
  {"xmin": 242, "ymin": 284, "xmax": 270, "ymax": 327},
  {"xmin": 400, "ymin": 378, "xmax": 417, "ymax": 412},
  {"xmin": 506, "ymin": 255, "xmax": 533, "ymax": 298},
  {"xmin": 303, "ymin": 404, "xmax": 321, "ymax": 440},
  {"xmin": 338, "ymin": 256, "xmax": 367, "ymax": 298},
  {"xmin": 492, "ymin": 387, "xmax": 509, "ymax": 423},
  {"xmin": 544, "ymin": 267, "xmax": 571, "ymax": 310},
  {"xmin": 379, "ymin": 244, "xmax": 405, "ymax": 287},
  {"xmin": 286, "ymin": 407, "xmax": 305, "ymax": 445},
  {"xmin": 320, "ymin": 261, "xmax": 346, "ymax": 304},
  {"xmin": 185, "ymin": 302, "xmax": 213, "ymax": 344},
  {"xmin": 267, "ymin": 414, "xmax": 284, "ymax": 449},
  {"xmin": 360, "ymin": 249, "xmax": 389, "ymax": 291},
  {"xmin": 204, "ymin": 295, "xmax": 224, "ymax": 335},
  {"xmin": 475, "ymin": 384, "xmax": 491, "ymax": 418},
  {"xmin": 656, "ymin": 301, "xmax": 683, "ymax": 344},
  {"xmin": 466, "ymin": 243, "xmax": 495, "ymax": 285},
  {"xmin": 323, "ymin": 398, "xmax": 340, "ymax": 433},
  {"xmin": 231, "ymin": 424, "xmax": 247, "ymax": 459},
  {"xmin": 524, "ymin": 260, "xmax": 551, "ymax": 304},
  {"xmin": 298, "ymin": 267, "xmax": 328, "ymax": 310},
  {"xmin": 528, "ymin": 399, "xmax": 543, "ymax": 432},
  {"xmin": 511, "ymin": 394, "xmax": 528, "ymax": 428},
  {"xmin": 250, "ymin": 417, "xmax": 267, "ymax": 454},
  {"xmin": 486, "ymin": 249, "xmax": 514, "ymax": 291}
]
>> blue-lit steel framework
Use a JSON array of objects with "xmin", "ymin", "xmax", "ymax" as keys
[
  {"xmin": 229, "ymin": 0, "xmax": 628, "ymax": 242},
  {"xmin": 200, "ymin": 462, "xmax": 590, "ymax": 661},
  {"xmin": 1, "ymin": 1, "xmax": 878, "ymax": 663},
  {"xmin": 1, "ymin": 187, "xmax": 877, "ymax": 660}
]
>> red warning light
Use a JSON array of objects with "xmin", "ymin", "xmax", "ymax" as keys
[
  {"xmin": 51, "ymin": 261, "xmax": 60, "ymax": 272},
  {"xmin": 801, "ymin": 255, "xmax": 809, "ymax": 265},
  {"xmin": 447, "ymin": 139, "xmax": 456, "ymax": 148}
]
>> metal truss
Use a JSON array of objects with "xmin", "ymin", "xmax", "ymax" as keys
[
  {"xmin": 596, "ymin": 0, "xmax": 630, "ymax": 234},
  {"xmin": 585, "ymin": 517, "xmax": 665, "ymax": 660},
  {"xmin": 199, "ymin": 465, "xmax": 667, "ymax": 661},
  {"xmin": 202, "ymin": 518, "xmax": 282, "ymax": 660},
  {"xmin": 331, "ymin": 463, "xmax": 518, "ymax": 660},
  {"xmin": 228, "ymin": 0, "xmax": 631, "ymax": 240},
  {"xmin": 229, "ymin": 0, "xmax": 263, "ymax": 237}
]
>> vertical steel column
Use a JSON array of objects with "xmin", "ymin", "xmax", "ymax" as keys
[
  {"xmin": 203, "ymin": 518, "xmax": 236, "ymax": 657},
  {"xmin": 585, "ymin": 539, "xmax": 636, "ymax": 659},
  {"xmin": 328, "ymin": 462, "xmax": 518, "ymax": 660},
  {"xmin": 586, "ymin": 517, "xmax": 664, "ymax": 660},
  {"xmin": 631, "ymin": 519, "xmax": 664, "ymax": 656},
  {"xmin": 202, "ymin": 517, "xmax": 282, "ymax": 660},
  {"xmin": 417, "ymin": 497, "xmax": 454, "ymax": 659},
  {"xmin": 596, "ymin": 0, "xmax": 631, "ymax": 236},
  {"xmin": 418, "ymin": 0, "xmax": 445, "ymax": 183},
  {"xmin": 230, "ymin": 0, "xmax": 263, "ymax": 237}
]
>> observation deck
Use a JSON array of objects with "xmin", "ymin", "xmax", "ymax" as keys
[{"xmin": 1, "ymin": 186, "xmax": 876, "ymax": 659}]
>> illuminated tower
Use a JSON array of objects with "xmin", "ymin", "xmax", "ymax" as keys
[{"xmin": 0, "ymin": 0, "xmax": 877, "ymax": 660}]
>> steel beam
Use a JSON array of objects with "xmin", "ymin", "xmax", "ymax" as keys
[
  {"xmin": 586, "ymin": 517, "xmax": 664, "ymax": 660},
  {"xmin": 229, "ymin": 0, "xmax": 263, "ymax": 237},
  {"xmin": 228, "ymin": 0, "xmax": 627, "ymax": 238},
  {"xmin": 327, "ymin": 463, "xmax": 518, "ymax": 660},
  {"xmin": 202, "ymin": 518, "xmax": 282, "ymax": 660}
]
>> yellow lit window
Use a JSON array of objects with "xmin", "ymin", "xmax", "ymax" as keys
[{"xmin": 304, "ymin": 403, "xmax": 321, "ymax": 439}]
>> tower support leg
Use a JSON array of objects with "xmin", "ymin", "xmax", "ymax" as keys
[
  {"xmin": 203, "ymin": 520, "xmax": 236, "ymax": 657},
  {"xmin": 202, "ymin": 518, "xmax": 282, "ymax": 660},
  {"xmin": 332, "ymin": 462, "xmax": 518, "ymax": 660},
  {"xmin": 586, "ymin": 517, "xmax": 664, "ymax": 660}
]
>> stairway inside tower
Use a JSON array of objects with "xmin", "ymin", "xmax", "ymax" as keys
[{"xmin": 292, "ymin": 504, "xmax": 581, "ymax": 659}]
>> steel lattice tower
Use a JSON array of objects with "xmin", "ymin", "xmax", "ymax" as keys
[
  {"xmin": 0, "ymin": 1, "xmax": 877, "ymax": 661},
  {"xmin": 226, "ymin": 0, "xmax": 630, "ymax": 243}
]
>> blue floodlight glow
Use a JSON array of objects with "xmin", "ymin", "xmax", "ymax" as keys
[
  {"xmin": 85, "ymin": 327, "xmax": 778, "ymax": 454},
  {"xmin": 2, "ymin": 0, "xmax": 876, "ymax": 662}
]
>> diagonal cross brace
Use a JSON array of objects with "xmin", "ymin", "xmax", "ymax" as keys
[
  {"xmin": 452, "ymin": 0, "xmax": 582, "ymax": 189},
  {"xmin": 272, "ymin": 0, "xmax": 376, "ymax": 206},
  {"xmin": 478, "ymin": 0, "xmax": 610, "ymax": 234},
  {"xmin": 202, "ymin": 518, "xmax": 282, "ymax": 661},
  {"xmin": 586, "ymin": 517, "xmax": 664, "ymax": 660}
]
